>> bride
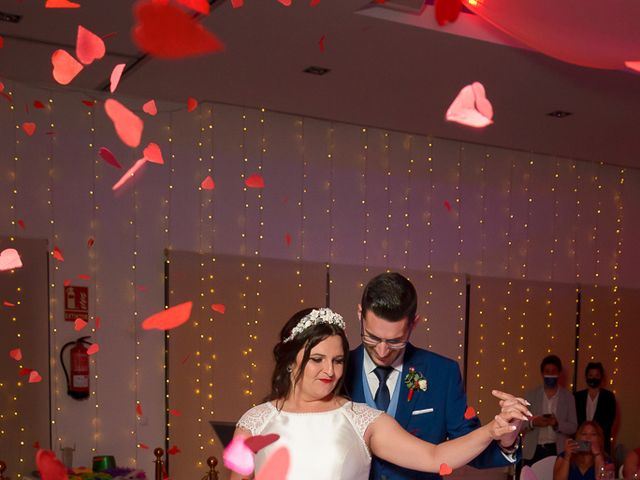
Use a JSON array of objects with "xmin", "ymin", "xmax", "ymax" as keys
[{"xmin": 228, "ymin": 307, "xmax": 530, "ymax": 479}]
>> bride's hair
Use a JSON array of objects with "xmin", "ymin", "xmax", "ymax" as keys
[{"xmin": 266, "ymin": 307, "xmax": 350, "ymax": 406}]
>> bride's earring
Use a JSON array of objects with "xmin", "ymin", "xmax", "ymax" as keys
[{"xmin": 286, "ymin": 365, "xmax": 293, "ymax": 373}]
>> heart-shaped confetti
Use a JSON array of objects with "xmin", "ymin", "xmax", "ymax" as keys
[
  {"xmin": 0, "ymin": 248, "xmax": 23, "ymax": 271},
  {"xmin": 9, "ymin": 348, "xmax": 22, "ymax": 361},
  {"xmin": 142, "ymin": 302, "xmax": 193, "ymax": 331},
  {"xmin": 46, "ymin": 0, "xmax": 80, "ymax": 7},
  {"xmin": 78, "ymin": 274, "xmax": 91, "ymax": 280},
  {"xmin": 142, "ymin": 99, "xmax": 157, "ymax": 116},
  {"xmin": 201, "ymin": 176, "xmax": 215, "ymax": 190},
  {"xmin": 109, "ymin": 63, "xmax": 126, "ymax": 93},
  {"xmin": 231, "ymin": 0, "xmax": 244, "ymax": 7},
  {"xmin": 3, "ymin": 301, "xmax": 16, "ymax": 307},
  {"xmin": 445, "ymin": 82, "xmax": 494, "ymax": 128},
  {"xmin": 277, "ymin": 0, "xmax": 292, "ymax": 5},
  {"xmin": 33, "ymin": 441, "xmax": 41, "ymax": 449},
  {"xmin": 33, "ymin": 100, "xmax": 46, "ymax": 109},
  {"xmin": 169, "ymin": 409, "xmax": 182, "ymax": 416},
  {"xmin": 310, "ymin": 0, "xmax": 321, "ymax": 5},
  {"xmin": 29, "ymin": 370, "xmax": 43, "ymax": 383},
  {"xmin": 76, "ymin": 26, "xmax": 106, "ymax": 65},
  {"xmin": 245, "ymin": 434, "xmax": 280, "ymax": 453},
  {"xmin": 99, "ymin": 147, "xmax": 122, "ymax": 169},
  {"xmin": 223, "ymin": 436, "xmax": 254, "ymax": 476},
  {"xmin": 625, "ymin": 61, "xmax": 640, "ymax": 72},
  {"xmin": 95, "ymin": 316, "xmax": 101, "ymax": 330},
  {"xmin": 132, "ymin": 1, "xmax": 224, "ymax": 59},
  {"xmin": 87, "ymin": 343, "xmax": 99, "ymax": 355},
  {"xmin": 74, "ymin": 318, "xmax": 88, "ymax": 331},
  {"xmin": 211, "ymin": 303, "xmax": 225, "ymax": 314},
  {"xmin": 255, "ymin": 446, "xmax": 289, "ymax": 480},
  {"xmin": 136, "ymin": 403, "xmax": 143, "ymax": 416},
  {"xmin": 22, "ymin": 122, "xmax": 36, "ymax": 136},
  {"xmin": 104, "ymin": 99, "xmax": 144, "ymax": 148},
  {"xmin": 167, "ymin": 445, "xmax": 181, "ymax": 455},
  {"xmin": 51, "ymin": 50, "xmax": 84, "ymax": 85},
  {"xmin": 187, "ymin": 97, "xmax": 198, "ymax": 112},
  {"xmin": 444, "ymin": 200, "xmax": 452, "ymax": 211},
  {"xmin": 112, "ymin": 159, "xmax": 147, "ymax": 191},
  {"xmin": 19, "ymin": 367, "xmax": 33, "ymax": 377},
  {"xmin": 87, "ymin": 238, "xmax": 95, "ymax": 248},
  {"xmin": 63, "ymin": 280, "xmax": 71, "ymax": 287},
  {"xmin": 439, "ymin": 463, "xmax": 453, "ymax": 476},
  {"xmin": 36, "ymin": 449, "xmax": 68, "ymax": 480},
  {"xmin": 17, "ymin": 219, "xmax": 26, "ymax": 229},
  {"xmin": 464, "ymin": 406, "xmax": 476, "ymax": 419},
  {"xmin": 175, "ymin": 0, "xmax": 210, "ymax": 14},
  {"xmin": 52, "ymin": 246, "xmax": 64, "ymax": 262},
  {"xmin": 143, "ymin": 142, "xmax": 164, "ymax": 164},
  {"xmin": 434, "ymin": 0, "xmax": 461, "ymax": 26},
  {"xmin": 285, "ymin": 233, "xmax": 292, "ymax": 246},
  {"xmin": 245, "ymin": 174, "xmax": 265, "ymax": 188},
  {"xmin": 81, "ymin": 99, "xmax": 96, "ymax": 107}
]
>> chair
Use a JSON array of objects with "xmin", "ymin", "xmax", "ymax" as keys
[
  {"xmin": 530, "ymin": 455, "xmax": 557, "ymax": 480},
  {"xmin": 520, "ymin": 465, "xmax": 538, "ymax": 480}
]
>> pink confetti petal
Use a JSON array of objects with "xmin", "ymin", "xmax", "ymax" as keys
[
  {"xmin": 19, "ymin": 367, "xmax": 33, "ymax": 377},
  {"xmin": 201, "ymin": 175, "xmax": 215, "ymax": 190},
  {"xmin": 52, "ymin": 246, "xmax": 64, "ymax": 262},
  {"xmin": 625, "ymin": 60, "xmax": 640, "ymax": 72},
  {"xmin": 9, "ymin": 348, "xmax": 22, "ymax": 361},
  {"xmin": 76, "ymin": 25, "xmax": 106, "ymax": 65},
  {"xmin": 22, "ymin": 122, "xmax": 36, "ymax": 136},
  {"xmin": 175, "ymin": 0, "xmax": 210, "ymax": 14},
  {"xmin": 169, "ymin": 409, "xmax": 182, "ymax": 416},
  {"xmin": 104, "ymin": 99, "xmax": 144, "ymax": 148},
  {"xmin": 63, "ymin": 280, "xmax": 71, "ymax": 287},
  {"xmin": 109, "ymin": 63, "xmax": 126, "ymax": 93},
  {"xmin": 112, "ymin": 159, "xmax": 147, "ymax": 191},
  {"xmin": 223, "ymin": 436, "xmax": 254, "ymax": 476},
  {"xmin": 245, "ymin": 434, "xmax": 280, "ymax": 453},
  {"xmin": 255, "ymin": 446, "xmax": 290, "ymax": 480},
  {"xmin": 434, "ymin": 0, "xmax": 461, "ymax": 26},
  {"xmin": 445, "ymin": 82, "xmax": 494, "ymax": 128},
  {"xmin": 143, "ymin": 142, "xmax": 164, "ymax": 164},
  {"xmin": 29, "ymin": 370, "xmax": 43, "ymax": 383},
  {"xmin": 74, "ymin": 318, "xmax": 88, "ymax": 331},
  {"xmin": 439, "ymin": 463, "xmax": 453, "ymax": 476},
  {"xmin": 142, "ymin": 302, "xmax": 193, "ymax": 331},
  {"xmin": 187, "ymin": 97, "xmax": 198, "ymax": 112},
  {"xmin": 211, "ymin": 303, "xmax": 225, "ymax": 314},
  {"xmin": 0, "ymin": 248, "xmax": 23, "ymax": 271},
  {"xmin": 142, "ymin": 99, "xmax": 158, "ymax": 116},
  {"xmin": 245, "ymin": 174, "xmax": 265, "ymax": 188},
  {"xmin": 167, "ymin": 445, "xmax": 181, "ymax": 455},
  {"xmin": 310, "ymin": 0, "xmax": 321, "ymax": 5},
  {"xmin": 36, "ymin": 449, "xmax": 68, "ymax": 480},
  {"xmin": 3, "ymin": 301, "xmax": 16, "ymax": 307},
  {"xmin": 78, "ymin": 274, "xmax": 91, "ymax": 280},
  {"xmin": 99, "ymin": 147, "xmax": 122, "ymax": 169},
  {"xmin": 46, "ymin": 0, "xmax": 80, "ymax": 7},
  {"xmin": 33, "ymin": 100, "xmax": 45, "ymax": 109},
  {"xmin": 464, "ymin": 406, "xmax": 476, "ymax": 419},
  {"xmin": 231, "ymin": 0, "xmax": 244, "ymax": 7},
  {"xmin": 277, "ymin": 0, "xmax": 292, "ymax": 5},
  {"xmin": 51, "ymin": 50, "xmax": 84, "ymax": 85},
  {"xmin": 86, "ymin": 343, "xmax": 99, "ymax": 355}
]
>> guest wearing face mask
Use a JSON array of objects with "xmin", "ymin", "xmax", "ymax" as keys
[
  {"xmin": 574, "ymin": 362, "xmax": 616, "ymax": 455},
  {"xmin": 522, "ymin": 355, "xmax": 578, "ymax": 466}
]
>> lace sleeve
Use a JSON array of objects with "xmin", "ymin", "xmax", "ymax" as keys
[
  {"xmin": 236, "ymin": 403, "xmax": 276, "ymax": 436},
  {"xmin": 345, "ymin": 402, "xmax": 384, "ymax": 439}
]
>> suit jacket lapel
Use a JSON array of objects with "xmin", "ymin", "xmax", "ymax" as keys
[
  {"xmin": 348, "ymin": 345, "xmax": 366, "ymax": 402},
  {"xmin": 395, "ymin": 344, "xmax": 421, "ymax": 428}
]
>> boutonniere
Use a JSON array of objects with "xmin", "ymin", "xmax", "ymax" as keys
[{"xmin": 404, "ymin": 367, "xmax": 427, "ymax": 401}]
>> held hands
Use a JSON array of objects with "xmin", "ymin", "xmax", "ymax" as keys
[{"xmin": 487, "ymin": 390, "xmax": 532, "ymax": 443}]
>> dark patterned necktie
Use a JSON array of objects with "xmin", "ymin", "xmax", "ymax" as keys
[{"xmin": 373, "ymin": 366, "xmax": 394, "ymax": 411}]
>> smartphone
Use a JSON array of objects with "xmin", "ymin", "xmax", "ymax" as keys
[{"xmin": 576, "ymin": 440, "xmax": 591, "ymax": 452}]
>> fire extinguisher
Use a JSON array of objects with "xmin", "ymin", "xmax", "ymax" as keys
[{"xmin": 60, "ymin": 336, "xmax": 92, "ymax": 400}]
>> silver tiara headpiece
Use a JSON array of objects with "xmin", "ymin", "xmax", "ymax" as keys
[{"xmin": 283, "ymin": 308, "xmax": 345, "ymax": 343}]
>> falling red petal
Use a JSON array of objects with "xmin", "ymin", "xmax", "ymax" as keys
[
  {"xmin": 104, "ymin": 99, "xmax": 144, "ymax": 148},
  {"xmin": 255, "ymin": 446, "xmax": 290, "ymax": 480},
  {"xmin": 142, "ymin": 302, "xmax": 193, "ymax": 331},
  {"xmin": 17, "ymin": 219, "xmax": 26, "ymax": 229},
  {"xmin": 625, "ymin": 61, "xmax": 640, "ymax": 72},
  {"xmin": 310, "ymin": 0, "xmax": 321, "ymax": 5},
  {"xmin": 95, "ymin": 316, "xmax": 101, "ymax": 330},
  {"xmin": 0, "ymin": 92, "xmax": 13, "ymax": 103},
  {"xmin": 19, "ymin": 367, "xmax": 33, "ymax": 377},
  {"xmin": 211, "ymin": 303, "xmax": 225, "ymax": 314},
  {"xmin": 110, "ymin": 63, "xmax": 126, "ymax": 93},
  {"xmin": 51, "ymin": 50, "xmax": 84, "ymax": 85},
  {"xmin": 29, "ymin": 370, "xmax": 43, "ymax": 383},
  {"xmin": 22, "ymin": 122, "xmax": 36, "ymax": 136},
  {"xmin": 138, "ymin": 443, "xmax": 149, "ymax": 449},
  {"xmin": 87, "ymin": 238, "xmax": 95, "ymax": 248},
  {"xmin": 181, "ymin": 353, "xmax": 191, "ymax": 364},
  {"xmin": 187, "ymin": 97, "xmax": 198, "ymax": 112},
  {"xmin": 136, "ymin": 285, "xmax": 147, "ymax": 292},
  {"xmin": 46, "ymin": 0, "xmax": 80, "ymax": 7},
  {"xmin": 3, "ymin": 301, "xmax": 16, "ymax": 307},
  {"xmin": 99, "ymin": 147, "xmax": 122, "ymax": 169},
  {"xmin": 169, "ymin": 409, "xmax": 182, "ymax": 416},
  {"xmin": 318, "ymin": 35, "xmax": 325, "ymax": 52},
  {"xmin": 33, "ymin": 441, "xmax": 41, "ymax": 449},
  {"xmin": 167, "ymin": 445, "xmax": 181, "ymax": 455},
  {"xmin": 0, "ymin": 35, "xmax": 3, "ymax": 49},
  {"xmin": 143, "ymin": 142, "xmax": 164, "ymax": 164},
  {"xmin": 439, "ymin": 463, "xmax": 453, "ymax": 476},
  {"xmin": 74, "ymin": 318, "xmax": 88, "ymax": 331},
  {"xmin": 434, "ymin": 0, "xmax": 461, "ymax": 25},
  {"xmin": 81, "ymin": 99, "xmax": 96, "ymax": 107},
  {"xmin": 175, "ymin": 0, "xmax": 210, "ymax": 14},
  {"xmin": 9, "ymin": 348, "xmax": 22, "ymax": 361},
  {"xmin": 201, "ymin": 175, "xmax": 215, "ymax": 190},
  {"xmin": 245, "ymin": 173, "xmax": 265, "ymax": 188},
  {"xmin": 245, "ymin": 434, "xmax": 280, "ymax": 453},
  {"xmin": 464, "ymin": 406, "xmax": 476, "ymax": 419},
  {"xmin": 76, "ymin": 25, "xmax": 106, "ymax": 65},
  {"xmin": 231, "ymin": 0, "xmax": 243, "ymax": 7},
  {"xmin": 112, "ymin": 159, "xmax": 147, "ymax": 191},
  {"xmin": 63, "ymin": 280, "xmax": 71, "ymax": 287},
  {"xmin": 285, "ymin": 233, "xmax": 291, "ymax": 246},
  {"xmin": 87, "ymin": 343, "xmax": 99, "ymax": 355},
  {"xmin": 0, "ymin": 248, "xmax": 23, "ymax": 271},
  {"xmin": 142, "ymin": 99, "xmax": 158, "ymax": 116},
  {"xmin": 52, "ymin": 246, "xmax": 64, "ymax": 262},
  {"xmin": 277, "ymin": 0, "xmax": 292, "ymax": 5},
  {"xmin": 78, "ymin": 274, "xmax": 91, "ymax": 280},
  {"xmin": 132, "ymin": 1, "xmax": 225, "ymax": 59},
  {"xmin": 36, "ymin": 449, "xmax": 68, "ymax": 480},
  {"xmin": 444, "ymin": 200, "xmax": 452, "ymax": 211},
  {"xmin": 33, "ymin": 100, "xmax": 45, "ymax": 109}
]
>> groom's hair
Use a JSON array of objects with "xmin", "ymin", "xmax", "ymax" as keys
[{"xmin": 361, "ymin": 272, "xmax": 417, "ymax": 323}]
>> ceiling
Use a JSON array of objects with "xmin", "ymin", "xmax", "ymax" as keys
[{"xmin": 1, "ymin": 0, "xmax": 639, "ymax": 168}]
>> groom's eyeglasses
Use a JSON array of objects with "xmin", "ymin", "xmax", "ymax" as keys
[{"xmin": 360, "ymin": 318, "xmax": 408, "ymax": 350}]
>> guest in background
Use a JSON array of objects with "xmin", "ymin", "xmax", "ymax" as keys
[
  {"xmin": 622, "ymin": 447, "xmax": 640, "ymax": 479},
  {"xmin": 574, "ymin": 362, "xmax": 616, "ymax": 455},
  {"xmin": 523, "ymin": 355, "xmax": 578, "ymax": 466},
  {"xmin": 553, "ymin": 421, "xmax": 610, "ymax": 480}
]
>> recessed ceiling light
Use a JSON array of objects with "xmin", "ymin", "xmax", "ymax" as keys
[
  {"xmin": 547, "ymin": 110, "xmax": 572, "ymax": 118},
  {"xmin": 303, "ymin": 66, "xmax": 331, "ymax": 76},
  {"xmin": 0, "ymin": 11, "xmax": 21, "ymax": 23}
]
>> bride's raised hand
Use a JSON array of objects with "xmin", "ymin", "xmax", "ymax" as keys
[{"xmin": 487, "ymin": 389, "xmax": 532, "ymax": 441}]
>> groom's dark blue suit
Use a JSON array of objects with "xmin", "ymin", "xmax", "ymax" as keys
[{"xmin": 346, "ymin": 343, "xmax": 514, "ymax": 480}]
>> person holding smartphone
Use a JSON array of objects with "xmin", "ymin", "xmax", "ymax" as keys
[{"xmin": 553, "ymin": 421, "xmax": 610, "ymax": 480}]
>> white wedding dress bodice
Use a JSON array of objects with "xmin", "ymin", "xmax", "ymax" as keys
[{"xmin": 237, "ymin": 401, "xmax": 382, "ymax": 480}]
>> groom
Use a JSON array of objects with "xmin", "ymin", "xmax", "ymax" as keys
[{"xmin": 345, "ymin": 272, "xmax": 521, "ymax": 480}]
